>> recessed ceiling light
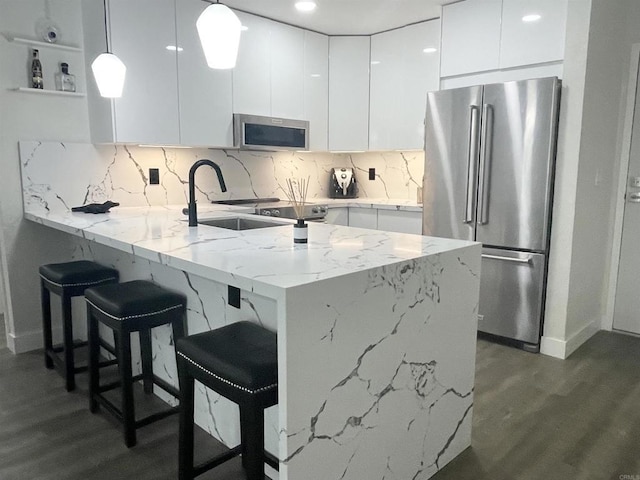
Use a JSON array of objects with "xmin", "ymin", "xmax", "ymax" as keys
[
  {"xmin": 423, "ymin": 47, "xmax": 437, "ymax": 54},
  {"xmin": 241, "ymin": 25, "xmax": 248, "ymax": 31},
  {"xmin": 166, "ymin": 45, "xmax": 184, "ymax": 52},
  {"xmin": 522, "ymin": 14, "xmax": 541, "ymax": 22},
  {"xmin": 371, "ymin": 60, "xmax": 381, "ymax": 65},
  {"xmin": 295, "ymin": 1, "xmax": 317, "ymax": 13},
  {"xmin": 310, "ymin": 73, "xmax": 321, "ymax": 77}
]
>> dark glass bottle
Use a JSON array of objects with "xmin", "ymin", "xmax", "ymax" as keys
[{"xmin": 31, "ymin": 49, "xmax": 43, "ymax": 89}]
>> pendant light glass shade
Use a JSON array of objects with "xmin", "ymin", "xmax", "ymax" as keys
[
  {"xmin": 197, "ymin": 3, "xmax": 242, "ymax": 69},
  {"xmin": 91, "ymin": 52, "xmax": 127, "ymax": 98}
]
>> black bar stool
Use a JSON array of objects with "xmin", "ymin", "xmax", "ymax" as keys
[
  {"xmin": 40, "ymin": 260, "xmax": 119, "ymax": 391},
  {"xmin": 176, "ymin": 321, "xmax": 279, "ymax": 480},
  {"xmin": 85, "ymin": 279, "xmax": 187, "ymax": 447}
]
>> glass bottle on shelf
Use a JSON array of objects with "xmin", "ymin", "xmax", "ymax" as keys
[
  {"xmin": 55, "ymin": 62, "xmax": 76, "ymax": 92},
  {"xmin": 31, "ymin": 49, "xmax": 43, "ymax": 89}
]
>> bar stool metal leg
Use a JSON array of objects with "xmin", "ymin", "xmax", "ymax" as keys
[
  {"xmin": 178, "ymin": 356, "xmax": 195, "ymax": 480},
  {"xmin": 62, "ymin": 293, "xmax": 75, "ymax": 391},
  {"xmin": 41, "ymin": 279, "xmax": 54, "ymax": 370},
  {"xmin": 87, "ymin": 305, "xmax": 100, "ymax": 414},
  {"xmin": 118, "ymin": 328, "xmax": 136, "ymax": 448},
  {"xmin": 241, "ymin": 403, "xmax": 265, "ymax": 480},
  {"xmin": 140, "ymin": 328, "xmax": 154, "ymax": 395}
]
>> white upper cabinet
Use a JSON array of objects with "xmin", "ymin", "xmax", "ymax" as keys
[
  {"xmin": 233, "ymin": 12, "xmax": 271, "ymax": 117},
  {"xmin": 499, "ymin": 0, "xmax": 568, "ymax": 69},
  {"xmin": 303, "ymin": 31, "xmax": 329, "ymax": 151},
  {"xmin": 440, "ymin": 0, "xmax": 502, "ymax": 77},
  {"xmin": 329, "ymin": 36, "xmax": 371, "ymax": 151},
  {"xmin": 107, "ymin": 0, "xmax": 180, "ymax": 144},
  {"xmin": 176, "ymin": 0, "xmax": 233, "ymax": 147},
  {"xmin": 83, "ymin": 0, "xmax": 180, "ymax": 145},
  {"xmin": 370, "ymin": 20, "xmax": 440, "ymax": 150},
  {"xmin": 270, "ymin": 22, "xmax": 304, "ymax": 119}
]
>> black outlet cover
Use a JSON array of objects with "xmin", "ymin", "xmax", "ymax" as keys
[
  {"xmin": 228, "ymin": 285, "xmax": 241, "ymax": 309},
  {"xmin": 149, "ymin": 168, "xmax": 160, "ymax": 185},
  {"xmin": 369, "ymin": 168, "xmax": 376, "ymax": 180}
]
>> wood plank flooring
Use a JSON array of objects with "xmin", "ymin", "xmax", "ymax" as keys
[{"xmin": 0, "ymin": 330, "xmax": 638, "ymax": 479}]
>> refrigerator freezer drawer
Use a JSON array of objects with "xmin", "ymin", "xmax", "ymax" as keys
[{"xmin": 478, "ymin": 248, "xmax": 546, "ymax": 346}]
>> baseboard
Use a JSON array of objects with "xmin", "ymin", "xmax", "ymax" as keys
[
  {"xmin": 540, "ymin": 319, "xmax": 599, "ymax": 359},
  {"xmin": 9, "ymin": 326, "xmax": 64, "ymax": 354}
]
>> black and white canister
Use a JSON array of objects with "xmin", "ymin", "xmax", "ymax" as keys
[{"xmin": 294, "ymin": 218, "xmax": 308, "ymax": 244}]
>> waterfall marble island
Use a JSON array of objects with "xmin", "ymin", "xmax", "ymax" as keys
[{"xmin": 20, "ymin": 141, "xmax": 481, "ymax": 480}]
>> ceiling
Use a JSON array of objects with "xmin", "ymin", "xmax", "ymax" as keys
[{"xmin": 222, "ymin": 0, "xmax": 458, "ymax": 35}]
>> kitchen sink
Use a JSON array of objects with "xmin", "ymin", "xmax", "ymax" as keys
[{"xmin": 198, "ymin": 217, "xmax": 285, "ymax": 231}]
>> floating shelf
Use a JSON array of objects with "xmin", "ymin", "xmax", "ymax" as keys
[
  {"xmin": 5, "ymin": 35, "xmax": 83, "ymax": 52},
  {"xmin": 12, "ymin": 87, "xmax": 85, "ymax": 97}
]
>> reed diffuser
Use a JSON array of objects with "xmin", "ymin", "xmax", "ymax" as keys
[{"xmin": 283, "ymin": 176, "xmax": 310, "ymax": 244}]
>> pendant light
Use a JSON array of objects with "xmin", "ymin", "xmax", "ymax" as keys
[
  {"xmin": 91, "ymin": 0, "xmax": 126, "ymax": 98},
  {"xmin": 197, "ymin": 1, "xmax": 242, "ymax": 69}
]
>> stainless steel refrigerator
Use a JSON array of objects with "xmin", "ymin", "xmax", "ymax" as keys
[{"xmin": 422, "ymin": 77, "xmax": 561, "ymax": 352}]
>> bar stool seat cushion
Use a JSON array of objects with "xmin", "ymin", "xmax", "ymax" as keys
[
  {"xmin": 177, "ymin": 321, "xmax": 277, "ymax": 394},
  {"xmin": 39, "ymin": 260, "xmax": 118, "ymax": 287},
  {"xmin": 85, "ymin": 280, "xmax": 185, "ymax": 320}
]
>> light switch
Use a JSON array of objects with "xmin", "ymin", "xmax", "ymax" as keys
[{"xmin": 629, "ymin": 176, "xmax": 640, "ymax": 188}]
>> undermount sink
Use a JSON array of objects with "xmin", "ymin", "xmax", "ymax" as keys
[{"xmin": 198, "ymin": 217, "xmax": 285, "ymax": 231}]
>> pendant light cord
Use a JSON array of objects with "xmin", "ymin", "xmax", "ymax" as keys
[{"xmin": 103, "ymin": 0, "xmax": 112, "ymax": 54}]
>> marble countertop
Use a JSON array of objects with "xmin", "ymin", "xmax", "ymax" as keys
[{"xmin": 25, "ymin": 204, "xmax": 473, "ymax": 298}]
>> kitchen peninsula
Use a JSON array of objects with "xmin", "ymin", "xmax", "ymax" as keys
[{"xmin": 20, "ymin": 141, "xmax": 480, "ymax": 479}]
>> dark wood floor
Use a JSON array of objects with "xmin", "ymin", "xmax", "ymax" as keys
[{"xmin": 0, "ymin": 328, "xmax": 639, "ymax": 480}]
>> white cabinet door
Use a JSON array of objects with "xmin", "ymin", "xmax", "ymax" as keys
[
  {"xmin": 233, "ymin": 12, "xmax": 271, "ymax": 116},
  {"xmin": 271, "ymin": 22, "xmax": 304, "ymax": 119},
  {"xmin": 440, "ymin": 0, "xmax": 502, "ymax": 77},
  {"xmin": 370, "ymin": 20, "xmax": 440, "ymax": 150},
  {"xmin": 377, "ymin": 210, "xmax": 423, "ymax": 235},
  {"xmin": 348, "ymin": 209, "xmax": 377, "ymax": 230},
  {"xmin": 499, "ymin": 0, "xmax": 568, "ymax": 69},
  {"xmin": 304, "ymin": 31, "xmax": 329, "ymax": 151},
  {"xmin": 176, "ymin": 0, "xmax": 233, "ymax": 147},
  {"xmin": 325, "ymin": 207, "xmax": 349, "ymax": 226},
  {"xmin": 108, "ymin": 0, "xmax": 180, "ymax": 144},
  {"xmin": 328, "ymin": 37, "xmax": 370, "ymax": 151}
]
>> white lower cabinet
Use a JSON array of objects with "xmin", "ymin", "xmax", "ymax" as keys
[
  {"xmin": 347, "ymin": 209, "xmax": 378, "ymax": 230},
  {"xmin": 326, "ymin": 207, "xmax": 423, "ymax": 235},
  {"xmin": 324, "ymin": 207, "xmax": 349, "ymax": 226},
  {"xmin": 377, "ymin": 210, "xmax": 423, "ymax": 235}
]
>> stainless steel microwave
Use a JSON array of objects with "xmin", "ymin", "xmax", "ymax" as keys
[{"xmin": 233, "ymin": 114, "xmax": 309, "ymax": 151}]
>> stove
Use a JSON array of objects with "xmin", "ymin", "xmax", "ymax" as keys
[{"xmin": 212, "ymin": 198, "xmax": 328, "ymax": 221}]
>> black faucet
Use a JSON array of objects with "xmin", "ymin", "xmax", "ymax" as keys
[{"xmin": 188, "ymin": 159, "xmax": 227, "ymax": 227}]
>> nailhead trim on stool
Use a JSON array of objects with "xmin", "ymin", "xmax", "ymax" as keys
[
  {"xmin": 39, "ymin": 260, "xmax": 119, "ymax": 392},
  {"xmin": 85, "ymin": 279, "xmax": 187, "ymax": 448},
  {"xmin": 176, "ymin": 321, "xmax": 279, "ymax": 480}
]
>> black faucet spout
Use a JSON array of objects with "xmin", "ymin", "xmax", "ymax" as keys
[{"xmin": 188, "ymin": 159, "xmax": 227, "ymax": 227}]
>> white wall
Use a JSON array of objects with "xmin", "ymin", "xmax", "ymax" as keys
[
  {"xmin": 542, "ymin": 0, "xmax": 640, "ymax": 358},
  {"xmin": 0, "ymin": 0, "xmax": 91, "ymax": 352}
]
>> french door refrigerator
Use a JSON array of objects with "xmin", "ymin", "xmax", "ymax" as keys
[{"xmin": 422, "ymin": 77, "xmax": 561, "ymax": 352}]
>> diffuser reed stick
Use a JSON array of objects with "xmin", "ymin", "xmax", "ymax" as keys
[{"xmin": 283, "ymin": 176, "xmax": 310, "ymax": 219}]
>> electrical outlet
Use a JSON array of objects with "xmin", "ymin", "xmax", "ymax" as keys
[
  {"xmin": 228, "ymin": 285, "xmax": 241, "ymax": 309},
  {"xmin": 369, "ymin": 168, "xmax": 376, "ymax": 180},
  {"xmin": 149, "ymin": 168, "xmax": 160, "ymax": 185}
]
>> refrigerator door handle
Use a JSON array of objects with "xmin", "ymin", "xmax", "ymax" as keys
[
  {"xmin": 464, "ymin": 105, "xmax": 480, "ymax": 224},
  {"xmin": 478, "ymin": 103, "xmax": 493, "ymax": 225},
  {"xmin": 482, "ymin": 253, "xmax": 532, "ymax": 265}
]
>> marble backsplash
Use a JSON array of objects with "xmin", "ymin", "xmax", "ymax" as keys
[{"xmin": 19, "ymin": 141, "xmax": 424, "ymax": 214}]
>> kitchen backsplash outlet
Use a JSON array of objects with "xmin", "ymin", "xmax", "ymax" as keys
[{"xmin": 19, "ymin": 142, "xmax": 424, "ymax": 215}]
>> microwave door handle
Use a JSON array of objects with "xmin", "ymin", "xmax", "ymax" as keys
[
  {"xmin": 477, "ymin": 104, "xmax": 493, "ymax": 225},
  {"xmin": 465, "ymin": 105, "xmax": 480, "ymax": 224}
]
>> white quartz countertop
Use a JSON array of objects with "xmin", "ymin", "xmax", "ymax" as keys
[{"xmin": 25, "ymin": 204, "xmax": 473, "ymax": 298}]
